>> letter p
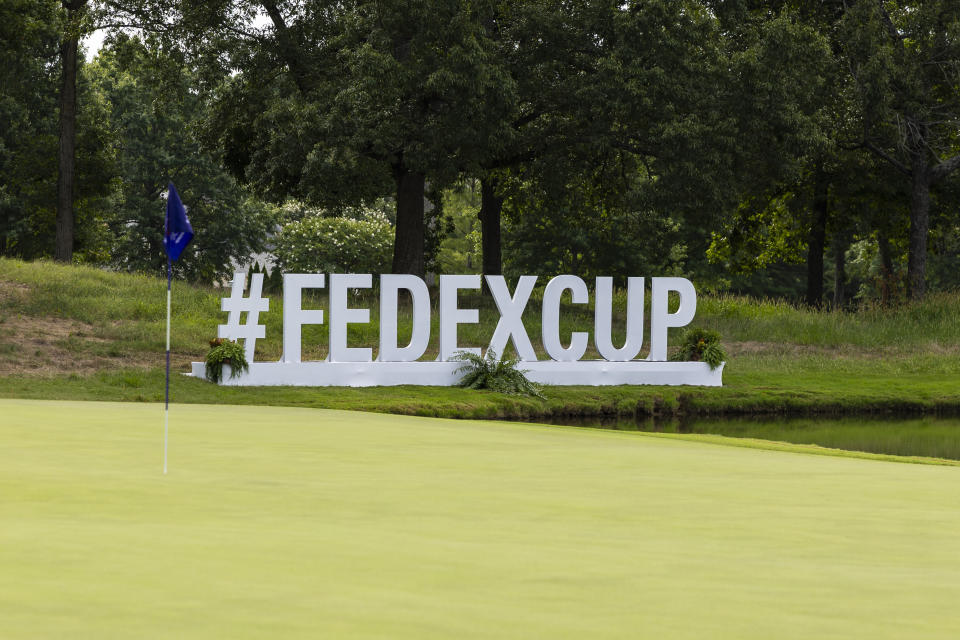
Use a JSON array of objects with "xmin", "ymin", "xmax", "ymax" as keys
[{"xmin": 648, "ymin": 277, "xmax": 697, "ymax": 361}]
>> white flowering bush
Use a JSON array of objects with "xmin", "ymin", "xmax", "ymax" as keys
[
  {"xmin": 276, "ymin": 199, "xmax": 396, "ymax": 225},
  {"xmin": 273, "ymin": 215, "xmax": 394, "ymax": 274}
]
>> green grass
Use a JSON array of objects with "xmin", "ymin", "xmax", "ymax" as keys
[
  {"xmin": 4, "ymin": 363, "xmax": 960, "ymax": 422},
  {"xmin": 698, "ymin": 293, "xmax": 960, "ymax": 348},
  {"xmin": 2, "ymin": 257, "xmax": 960, "ymax": 419},
  {"xmin": 2, "ymin": 399, "xmax": 959, "ymax": 638}
]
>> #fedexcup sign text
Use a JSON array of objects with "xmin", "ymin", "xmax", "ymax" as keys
[{"xmin": 189, "ymin": 273, "xmax": 724, "ymax": 387}]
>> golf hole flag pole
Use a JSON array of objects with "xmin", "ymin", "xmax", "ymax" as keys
[{"xmin": 163, "ymin": 182, "xmax": 194, "ymax": 474}]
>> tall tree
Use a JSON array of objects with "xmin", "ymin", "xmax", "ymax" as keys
[
  {"xmin": 188, "ymin": 0, "xmax": 517, "ymax": 277},
  {"xmin": 504, "ymin": 2, "xmax": 834, "ymax": 284},
  {"xmin": 89, "ymin": 34, "xmax": 275, "ymax": 282},
  {"xmin": 842, "ymin": 1, "xmax": 960, "ymax": 299},
  {"xmin": 467, "ymin": 0, "xmax": 616, "ymax": 277},
  {"xmin": 0, "ymin": 0, "xmax": 60, "ymax": 257},
  {"xmin": 55, "ymin": 0, "xmax": 90, "ymax": 262},
  {"xmin": 475, "ymin": 0, "xmax": 736, "ymax": 279},
  {"xmin": 702, "ymin": 2, "xmax": 912, "ymax": 305},
  {"xmin": 1, "ymin": 0, "xmax": 112, "ymax": 261}
]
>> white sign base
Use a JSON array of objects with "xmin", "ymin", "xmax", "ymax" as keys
[{"xmin": 190, "ymin": 361, "xmax": 724, "ymax": 387}]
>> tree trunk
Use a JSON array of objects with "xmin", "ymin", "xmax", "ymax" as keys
[
  {"xmin": 833, "ymin": 233, "xmax": 847, "ymax": 309},
  {"xmin": 392, "ymin": 166, "xmax": 425, "ymax": 276},
  {"xmin": 805, "ymin": 168, "xmax": 829, "ymax": 307},
  {"xmin": 479, "ymin": 178, "xmax": 503, "ymax": 277},
  {"xmin": 55, "ymin": 8, "xmax": 81, "ymax": 263},
  {"xmin": 907, "ymin": 153, "xmax": 931, "ymax": 300},
  {"xmin": 877, "ymin": 230, "xmax": 895, "ymax": 306}
]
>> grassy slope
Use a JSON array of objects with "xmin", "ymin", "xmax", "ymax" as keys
[
  {"xmin": 2, "ymin": 257, "xmax": 960, "ymax": 418},
  {"xmin": 1, "ymin": 399, "xmax": 959, "ymax": 638}
]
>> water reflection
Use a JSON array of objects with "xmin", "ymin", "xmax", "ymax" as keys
[{"xmin": 523, "ymin": 415, "xmax": 960, "ymax": 461}]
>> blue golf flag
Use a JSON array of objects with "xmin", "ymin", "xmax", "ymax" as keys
[
  {"xmin": 164, "ymin": 182, "xmax": 194, "ymax": 262},
  {"xmin": 162, "ymin": 181, "xmax": 194, "ymax": 474}
]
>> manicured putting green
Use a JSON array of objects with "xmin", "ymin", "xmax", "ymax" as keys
[{"xmin": 1, "ymin": 399, "xmax": 958, "ymax": 638}]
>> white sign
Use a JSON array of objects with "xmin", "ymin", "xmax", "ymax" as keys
[{"xmin": 190, "ymin": 273, "xmax": 723, "ymax": 387}]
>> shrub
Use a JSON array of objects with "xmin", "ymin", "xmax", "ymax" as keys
[
  {"xmin": 276, "ymin": 199, "xmax": 395, "ymax": 225},
  {"xmin": 671, "ymin": 328, "xmax": 726, "ymax": 370},
  {"xmin": 205, "ymin": 338, "xmax": 249, "ymax": 383},
  {"xmin": 273, "ymin": 215, "xmax": 393, "ymax": 275},
  {"xmin": 454, "ymin": 350, "xmax": 544, "ymax": 398}
]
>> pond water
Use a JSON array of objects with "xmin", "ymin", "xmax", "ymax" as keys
[{"xmin": 525, "ymin": 415, "xmax": 960, "ymax": 461}]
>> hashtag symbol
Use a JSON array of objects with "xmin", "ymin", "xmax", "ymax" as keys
[{"xmin": 218, "ymin": 272, "xmax": 269, "ymax": 363}]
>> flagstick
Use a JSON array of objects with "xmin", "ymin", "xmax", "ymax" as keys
[{"xmin": 164, "ymin": 257, "xmax": 171, "ymax": 474}]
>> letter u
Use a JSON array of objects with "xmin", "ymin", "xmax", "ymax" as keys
[{"xmin": 594, "ymin": 277, "xmax": 644, "ymax": 361}]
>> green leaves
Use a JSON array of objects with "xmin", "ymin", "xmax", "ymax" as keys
[
  {"xmin": 205, "ymin": 338, "xmax": 249, "ymax": 383},
  {"xmin": 0, "ymin": 0, "xmax": 65, "ymax": 258},
  {"xmin": 88, "ymin": 34, "xmax": 275, "ymax": 281},
  {"xmin": 671, "ymin": 327, "xmax": 726, "ymax": 370},
  {"xmin": 273, "ymin": 212, "xmax": 394, "ymax": 275},
  {"xmin": 454, "ymin": 349, "xmax": 543, "ymax": 398}
]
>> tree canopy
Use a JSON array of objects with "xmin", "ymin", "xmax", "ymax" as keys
[{"xmin": 1, "ymin": 0, "xmax": 958, "ymax": 304}]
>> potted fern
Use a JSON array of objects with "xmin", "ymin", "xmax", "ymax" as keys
[
  {"xmin": 671, "ymin": 328, "xmax": 726, "ymax": 370},
  {"xmin": 205, "ymin": 338, "xmax": 249, "ymax": 383},
  {"xmin": 454, "ymin": 350, "xmax": 544, "ymax": 398}
]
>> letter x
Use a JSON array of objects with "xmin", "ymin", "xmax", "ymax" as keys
[{"xmin": 485, "ymin": 275, "xmax": 538, "ymax": 361}]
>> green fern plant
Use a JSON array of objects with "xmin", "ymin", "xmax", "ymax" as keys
[
  {"xmin": 671, "ymin": 328, "xmax": 726, "ymax": 370},
  {"xmin": 205, "ymin": 339, "xmax": 249, "ymax": 383},
  {"xmin": 454, "ymin": 350, "xmax": 544, "ymax": 398}
]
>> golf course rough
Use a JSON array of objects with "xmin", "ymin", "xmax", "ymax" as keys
[{"xmin": 1, "ymin": 399, "xmax": 958, "ymax": 639}]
